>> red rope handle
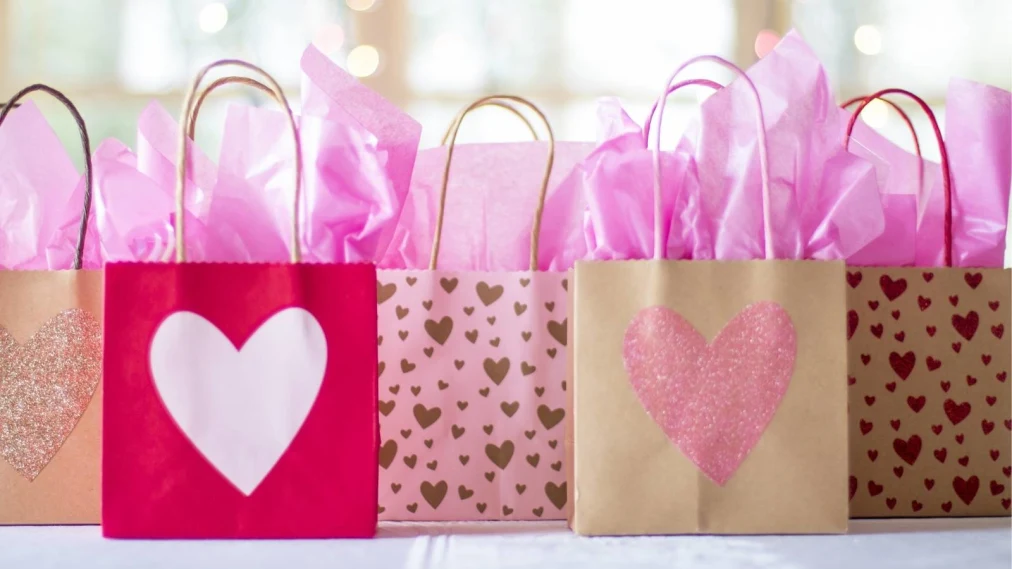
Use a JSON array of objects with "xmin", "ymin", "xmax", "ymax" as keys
[{"xmin": 845, "ymin": 89, "xmax": 952, "ymax": 267}]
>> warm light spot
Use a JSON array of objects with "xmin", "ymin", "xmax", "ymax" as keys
[
  {"xmin": 346, "ymin": 0, "xmax": 377, "ymax": 11},
  {"xmin": 854, "ymin": 25, "xmax": 883, "ymax": 55},
  {"xmin": 198, "ymin": 2, "xmax": 229, "ymax": 34},
  {"xmin": 860, "ymin": 99, "xmax": 889, "ymax": 129},
  {"xmin": 347, "ymin": 45, "xmax": 380, "ymax": 77},
  {"xmin": 754, "ymin": 29, "xmax": 781, "ymax": 58}
]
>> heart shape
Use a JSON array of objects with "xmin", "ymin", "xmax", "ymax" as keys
[
  {"xmin": 623, "ymin": 302, "xmax": 796, "ymax": 485},
  {"xmin": 0, "ymin": 309, "xmax": 101, "ymax": 480},
  {"xmin": 149, "ymin": 308, "xmax": 326, "ymax": 496}
]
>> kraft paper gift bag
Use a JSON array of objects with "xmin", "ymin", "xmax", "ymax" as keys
[
  {"xmin": 569, "ymin": 56, "xmax": 850, "ymax": 536},
  {"xmin": 378, "ymin": 96, "xmax": 569, "ymax": 521},
  {"xmin": 845, "ymin": 88, "xmax": 1012, "ymax": 517},
  {"xmin": 102, "ymin": 61, "xmax": 377, "ymax": 539},
  {"xmin": 0, "ymin": 85, "xmax": 102, "ymax": 525}
]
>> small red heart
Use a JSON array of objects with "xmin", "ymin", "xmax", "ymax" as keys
[
  {"xmin": 949, "ymin": 295, "xmax": 959, "ymax": 307},
  {"xmin": 894, "ymin": 331, "xmax": 905, "ymax": 342},
  {"xmin": 941, "ymin": 381, "xmax": 951, "ymax": 392},
  {"xmin": 926, "ymin": 326, "xmax": 937, "ymax": 337},
  {"xmin": 868, "ymin": 300, "xmax": 879, "ymax": 310},
  {"xmin": 893, "ymin": 435, "xmax": 922, "ymax": 465},
  {"xmin": 982, "ymin": 419, "xmax": 995, "ymax": 435},
  {"xmin": 1004, "ymin": 466, "xmax": 1011, "ymax": 478},
  {"xmin": 924, "ymin": 478, "xmax": 935, "ymax": 490},
  {"xmin": 860, "ymin": 419, "xmax": 874, "ymax": 435},
  {"xmin": 1006, "ymin": 419, "xmax": 1012, "ymax": 430},
  {"xmin": 868, "ymin": 449, "xmax": 879, "ymax": 461},
  {"xmin": 1003, "ymin": 499, "xmax": 1011, "ymax": 510},
  {"xmin": 952, "ymin": 342, "xmax": 962, "ymax": 353},
  {"xmin": 964, "ymin": 272, "xmax": 983, "ymax": 289},
  {"xmin": 934, "ymin": 448, "xmax": 947, "ymax": 463},
  {"xmin": 951, "ymin": 311, "xmax": 979, "ymax": 341},
  {"xmin": 870, "ymin": 323, "xmax": 883, "ymax": 338},
  {"xmin": 991, "ymin": 324, "xmax": 1004, "ymax": 339},
  {"xmin": 966, "ymin": 375, "xmax": 977, "ymax": 386},
  {"xmin": 942, "ymin": 501, "xmax": 952, "ymax": 513},
  {"xmin": 890, "ymin": 419, "xmax": 901, "ymax": 431},
  {"xmin": 989, "ymin": 300, "xmax": 1000, "ymax": 311},
  {"xmin": 885, "ymin": 382, "xmax": 897, "ymax": 392},
  {"xmin": 865, "ymin": 395, "xmax": 876, "ymax": 406},
  {"xmin": 848, "ymin": 375, "xmax": 856, "ymax": 386},
  {"xmin": 931, "ymin": 424, "xmax": 943, "ymax": 435},
  {"xmin": 894, "ymin": 466, "xmax": 904, "ymax": 478},
  {"xmin": 982, "ymin": 354, "xmax": 992, "ymax": 365},
  {"xmin": 922, "ymin": 272, "xmax": 934, "ymax": 282},
  {"xmin": 861, "ymin": 354, "xmax": 871, "ymax": 365},
  {"xmin": 847, "ymin": 271, "xmax": 863, "ymax": 289},
  {"xmin": 911, "ymin": 500, "xmax": 923, "ymax": 512},
  {"xmin": 849, "ymin": 476, "xmax": 857, "ymax": 501},
  {"xmin": 917, "ymin": 296, "xmax": 931, "ymax": 311},
  {"xmin": 907, "ymin": 396, "xmax": 926, "ymax": 412},
  {"xmin": 986, "ymin": 396, "xmax": 997, "ymax": 406},
  {"xmin": 891, "ymin": 310, "xmax": 901, "ymax": 320},
  {"xmin": 868, "ymin": 480, "xmax": 884, "ymax": 496},
  {"xmin": 944, "ymin": 399, "xmax": 971, "ymax": 425},
  {"xmin": 926, "ymin": 357, "xmax": 942, "ymax": 371},
  {"xmin": 889, "ymin": 351, "xmax": 916, "ymax": 380},
  {"xmin": 953, "ymin": 475, "xmax": 980, "ymax": 505},
  {"xmin": 956, "ymin": 434, "xmax": 965, "ymax": 444},
  {"xmin": 991, "ymin": 449, "xmax": 1001, "ymax": 461},
  {"xmin": 998, "ymin": 372, "xmax": 1008, "ymax": 383},
  {"xmin": 958, "ymin": 456, "xmax": 969, "ymax": 466},
  {"xmin": 886, "ymin": 497, "xmax": 897, "ymax": 510},
  {"xmin": 880, "ymin": 275, "xmax": 907, "ymax": 300},
  {"xmin": 847, "ymin": 310, "xmax": 859, "ymax": 340},
  {"xmin": 991, "ymin": 481, "xmax": 1005, "ymax": 496}
]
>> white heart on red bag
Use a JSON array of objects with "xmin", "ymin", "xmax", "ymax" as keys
[{"xmin": 149, "ymin": 307, "xmax": 327, "ymax": 496}]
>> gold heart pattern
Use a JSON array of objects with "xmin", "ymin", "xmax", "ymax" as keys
[
  {"xmin": 376, "ymin": 271, "xmax": 568, "ymax": 520},
  {"xmin": 847, "ymin": 268, "xmax": 1011, "ymax": 517},
  {"xmin": 0, "ymin": 309, "xmax": 102, "ymax": 480}
]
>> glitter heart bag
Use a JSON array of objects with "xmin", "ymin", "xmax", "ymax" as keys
[
  {"xmin": 101, "ymin": 61, "xmax": 378, "ymax": 539},
  {"xmin": 0, "ymin": 85, "xmax": 103, "ymax": 524},
  {"xmin": 568, "ymin": 55, "xmax": 857, "ymax": 535}
]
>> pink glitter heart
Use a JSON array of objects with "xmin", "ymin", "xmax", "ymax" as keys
[{"xmin": 622, "ymin": 302, "xmax": 796, "ymax": 485}]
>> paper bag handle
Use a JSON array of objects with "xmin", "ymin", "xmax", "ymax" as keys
[
  {"xmin": 188, "ymin": 76, "xmax": 277, "ymax": 140},
  {"xmin": 175, "ymin": 60, "xmax": 302, "ymax": 263},
  {"xmin": 641, "ymin": 78, "xmax": 723, "ymax": 143},
  {"xmin": 842, "ymin": 95, "xmax": 924, "ymax": 202},
  {"xmin": 439, "ymin": 100, "xmax": 541, "ymax": 146},
  {"xmin": 845, "ymin": 89, "xmax": 952, "ymax": 267},
  {"xmin": 652, "ymin": 55, "xmax": 772, "ymax": 260},
  {"xmin": 0, "ymin": 84, "xmax": 93, "ymax": 270},
  {"xmin": 430, "ymin": 95, "xmax": 555, "ymax": 272}
]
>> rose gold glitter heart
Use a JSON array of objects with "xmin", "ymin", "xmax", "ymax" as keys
[{"xmin": 0, "ymin": 309, "xmax": 101, "ymax": 480}]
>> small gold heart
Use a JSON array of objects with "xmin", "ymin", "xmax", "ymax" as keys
[
  {"xmin": 388, "ymin": 384, "xmax": 400, "ymax": 394},
  {"xmin": 426, "ymin": 460, "xmax": 437, "ymax": 470},
  {"xmin": 524, "ymin": 430, "xmax": 535, "ymax": 440},
  {"xmin": 487, "ymin": 316, "xmax": 497, "ymax": 325},
  {"xmin": 548, "ymin": 319, "xmax": 567, "ymax": 346},
  {"xmin": 438, "ymin": 379, "xmax": 449, "ymax": 390},
  {"xmin": 483, "ymin": 357, "xmax": 510, "ymax": 385},
  {"xmin": 548, "ymin": 440, "xmax": 558, "ymax": 449},
  {"xmin": 400, "ymin": 359, "xmax": 416, "ymax": 373},
  {"xmin": 502, "ymin": 505, "xmax": 514, "ymax": 515},
  {"xmin": 377, "ymin": 282, "xmax": 397, "ymax": 304},
  {"xmin": 534, "ymin": 387, "xmax": 545, "ymax": 397},
  {"xmin": 476, "ymin": 282, "xmax": 504, "ymax": 306},
  {"xmin": 546, "ymin": 348, "xmax": 557, "ymax": 359},
  {"xmin": 479, "ymin": 387, "xmax": 490, "ymax": 397},
  {"xmin": 454, "ymin": 359, "xmax": 465, "ymax": 370},
  {"xmin": 423, "ymin": 347, "xmax": 434, "ymax": 358},
  {"xmin": 463, "ymin": 306, "xmax": 475, "ymax": 315},
  {"xmin": 533, "ymin": 507, "xmax": 544, "ymax": 517},
  {"xmin": 398, "ymin": 330, "xmax": 409, "ymax": 340},
  {"xmin": 526, "ymin": 453, "xmax": 540, "ymax": 467},
  {"xmin": 379, "ymin": 400, "xmax": 395, "ymax": 416},
  {"xmin": 377, "ymin": 336, "xmax": 384, "ymax": 346},
  {"xmin": 465, "ymin": 329, "xmax": 478, "ymax": 343},
  {"xmin": 489, "ymin": 337, "xmax": 501, "ymax": 347},
  {"xmin": 458, "ymin": 485, "xmax": 474, "ymax": 500},
  {"xmin": 424, "ymin": 439, "xmax": 433, "ymax": 449},
  {"xmin": 406, "ymin": 503, "xmax": 418, "ymax": 513},
  {"xmin": 452, "ymin": 425, "xmax": 465, "ymax": 439},
  {"xmin": 457, "ymin": 400, "xmax": 468, "ymax": 410},
  {"xmin": 516, "ymin": 484, "xmax": 526, "ymax": 494},
  {"xmin": 545, "ymin": 301, "xmax": 555, "ymax": 312},
  {"xmin": 424, "ymin": 316, "xmax": 453, "ymax": 345},
  {"xmin": 379, "ymin": 440, "xmax": 398, "ymax": 469},
  {"xmin": 513, "ymin": 302, "xmax": 527, "ymax": 316},
  {"xmin": 500, "ymin": 401, "xmax": 519, "ymax": 417},
  {"xmin": 477, "ymin": 502, "xmax": 487, "ymax": 513},
  {"xmin": 537, "ymin": 404, "xmax": 565, "ymax": 430},
  {"xmin": 391, "ymin": 483, "xmax": 401, "ymax": 493},
  {"xmin": 406, "ymin": 276, "xmax": 417, "ymax": 286},
  {"xmin": 551, "ymin": 461, "xmax": 562, "ymax": 471},
  {"xmin": 562, "ymin": 279, "xmax": 568, "ymax": 291},
  {"xmin": 521, "ymin": 331, "xmax": 532, "ymax": 342},
  {"xmin": 422, "ymin": 300, "xmax": 433, "ymax": 310},
  {"xmin": 410, "ymin": 385, "xmax": 421, "ymax": 396},
  {"xmin": 396, "ymin": 305, "xmax": 409, "ymax": 319},
  {"xmin": 521, "ymin": 361, "xmax": 536, "ymax": 376},
  {"xmin": 519, "ymin": 278, "xmax": 530, "ymax": 287},
  {"xmin": 403, "ymin": 454, "xmax": 417, "ymax": 468},
  {"xmin": 546, "ymin": 481, "xmax": 567, "ymax": 509},
  {"xmin": 440, "ymin": 277, "xmax": 459, "ymax": 293},
  {"xmin": 483, "ymin": 424, "xmax": 494, "ymax": 435},
  {"xmin": 485, "ymin": 441, "xmax": 514, "ymax": 469},
  {"xmin": 484, "ymin": 472, "xmax": 495, "ymax": 482},
  {"xmin": 413, "ymin": 403, "xmax": 441, "ymax": 428},
  {"xmin": 401, "ymin": 429, "xmax": 412, "ymax": 439},
  {"xmin": 420, "ymin": 480, "xmax": 447, "ymax": 509},
  {"xmin": 459, "ymin": 454, "xmax": 469, "ymax": 465}
]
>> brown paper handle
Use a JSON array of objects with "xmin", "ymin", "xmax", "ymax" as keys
[
  {"xmin": 188, "ymin": 76, "xmax": 278, "ymax": 140},
  {"xmin": 430, "ymin": 95, "xmax": 555, "ymax": 272},
  {"xmin": 175, "ymin": 60, "xmax": 302, "ymax": 263},
  {"xmin": 0, "ymin": 85, "xmax": 93, "ymax": 270},
  {"xmin": 439, "ymin": 100, "xmax": 541, "ymax": 146}
]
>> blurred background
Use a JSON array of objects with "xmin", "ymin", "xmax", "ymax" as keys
[{"xmin": 1, "ymin": 0, "xmax": 1009, "ymax": 162}]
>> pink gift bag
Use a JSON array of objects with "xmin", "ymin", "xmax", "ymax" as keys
[{"xmin": 377, "ymin": 96, "xmax": 569, "ymax": 521}]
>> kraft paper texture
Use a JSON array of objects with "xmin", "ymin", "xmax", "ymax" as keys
[
  {"xmin": 568, "ymin": 259, "xmax": 848, "ymax": 535},
  {"xmin": 0, "ymin": 269, "xmax": 102, "ymax": 525}
]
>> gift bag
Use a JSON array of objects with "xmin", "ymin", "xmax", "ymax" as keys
[
  {"xmin": 377, "ymin": 96, "xmax": 569, "ymax": 521},
  {"xmin": 0, "ymin": 85, "xmax": 102, "ymax": 525},
  {"xmin": 569, "ymin": 56, "xmax": 849, "ymax": 535},
  {"xmin": 102, "ymin": 60, "xmax": 378, "ymax": 538},
  {"xmin": 845, "ymin": 88, "xmax": 1012, "ymax": 517}
]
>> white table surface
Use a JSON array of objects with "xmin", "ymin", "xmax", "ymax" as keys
[{"xmin": 1, "ymin": 519, "xmax": 1009, "ymax": 569}]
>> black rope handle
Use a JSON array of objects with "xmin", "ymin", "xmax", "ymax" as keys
[{"xmin": 0, "ymin": 85, "xmax": 93, "ymax": 270}]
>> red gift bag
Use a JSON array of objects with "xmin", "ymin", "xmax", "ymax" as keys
[{"xmin": 102, "ymin": 60, "xmax": 378, "ymax": 538}]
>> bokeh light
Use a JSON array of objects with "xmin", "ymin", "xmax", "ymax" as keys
[{"xmin": 347, "ymin": 44, "xmax": 380, "ymax": 77}]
